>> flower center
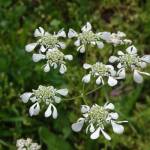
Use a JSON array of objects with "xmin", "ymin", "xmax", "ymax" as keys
[
  {"xmin": 88, "ymin": 105, "xmax": 108, "ymax": 128},
  {"xmin": 46, "ymin": 50, "xmax": 65, "ymax": 64},
  {"xmin": 119, "ymin": 54, "xmax": 140, "ymax": 68},
  {"xmin": 91, "ymin": 62, "xmax": 109, "ymax": 76},
  {"xmin": 33, "ymin": 85, "xmax": 56, "ymax": 104},
  {"xmin": 37, "ymin": 34, "xmax": 58, "ymax": 48},
  {"xmin": 79, "ymin": 31, "xmax": 96, "ymax": 44}
]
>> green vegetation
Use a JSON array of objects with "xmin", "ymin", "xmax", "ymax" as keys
[{"xmin": 0, "ymin": 0, "xmax": 150, "ymax": 149}]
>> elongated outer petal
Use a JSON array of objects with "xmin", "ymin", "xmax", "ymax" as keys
[
  {"xmin": 64, "ymin": 55, "xmax": 73, "ymax": 61},
  {"xmin": 74, "ymin": 39, "xmax": 80, "ymax": 46},
  {"xmin": 99, "ymin": 32, "xmax": 111, "ymax": 41},
  {"xmin": 133, "ymin": 70, "xmax": 143, "ymax": 83},
  {"xmin": 96, "ymin": 41, "xmax": 104, "ymax": 49},
  {"xmin": 100, "ymin": 129, "xmax": 111, "ymax": 140},
  {"xmin": 54, "ymin": 96, "xmax": 61, "ymax": 103},
  {"xmin": 83, "ymin": 63, "xmax": 91, "ymax": 69},
  {"xmin": 68, "ymin": 29, "xmax": 78, "ymax": 38},
  {"xmin": 40, "ymin": 45, "xmax": 46, "ymax": 52},
  {"xmin": 117, "ymin": 68, "xmax": 126, "ymax": 79},
  {"xmin": 96, "ymin": 76, "xmax": 102, "ymax": 85},
  {"xmin": 126, "ymin": 45, "xmax": 137, "ymax": 54},
  {"xmin": 81, "ymin": 105, "xmax": 90, "ymax": 113},
  {"xmin": 51, "ymin": 104, "xmax": 58, "ymax": 119},
  {"xmin": 45, "ymin": 104, "xmax": 52, "ymax": 118},
  {"xmin": 81, "ymin": 22, "xmax": 92, "ymax": 32},
  {"xmin": 57, "ymin": 29, "xmax": 66, "ymax": 37},
  {"xmin": 58, "ymin": 42, "xmax": 66, "ymax": 49},
  {"xmin": 108, "ymin": 76, "xmax": 118, "ymax": 87},
  {"xmin": 71, "ymin": 119, "xmax": 85, "ymax": 132},
  {"xmin": 32, "ymin": 54, "xmax": 45, "ymax": 62},
  {"xmin": 44, "ymin": 64, "xmax": 50, "ymax": 72},
  {"xmin": 20, "ymin": 92, "xmax": 32, "ymax": 103},
  {"xmin": 34, "ymin": 27, "xmax": 45, "ymax": 37},
  {"xmin": 29, "ymin": 102, "xmax": 40, "ymax": 116},
  {"xmin": 109, "ymin": 112, "xmax": 119, "ymax": 120},
  {"xmin": 90, "ymin": 127, "xmax": 101, "ymax": 140},
  {"xmin": 141, "ymin": 55, "xmax": 150, "ymax": 63},
  {"xmin": 25, "ymin": 43, "xmax": 37, "ymax": 52},
  {"xmin": 77, "ymin": 45, "xmax": 85, "ymax": 53},
  {"xmin": 82, "ymin": 74, "xmax": 91, "ymax": 83},
  {"xmin": 59, "ymin": 64, "xmax": 67, "ymax": 74},
  {"xmin": 109, "ymin": 56, "xmax": 119, "ymax": 63},
  {"xmin": 139, "ymin": 62, "xmax": 147, "ymax": 68},
  {"xmin": 104, "ymin": 103, "xmax": 115, "ymax": 110},
  {"xmin": 117, "ymin": 51, "xmax": 124, "ymax": 56},
  {"xmin": 56, "ymin": 89, "xmax": 68, "ymax": 96},
  {"xmin": 111, "ymin": 121, "xmax": 124, "ymax": 134}
]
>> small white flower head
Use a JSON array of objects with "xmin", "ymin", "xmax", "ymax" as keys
[
  {"xmin": 68, "ymin": 22, "xmax": 104, "ymax": 53},
  {"xmin": 82, "ymin": 62, "xmax": 118, "ymax": 86},
  {"xmin": 71, "ymin": 103, "xmax": 128, "ymax": 140},
  {"xmin": 25, "ymin": 27, "xmax": 66, "ymax": 53},
  {"xmin": 16, "ymin": 138, "xmax": 41, "ymax": 150},
  {"xmin": 99, "ymin": 31, "xmax": 132, "ymax": 46},
  {"xmin": 109, "ymin": 45, "xmax": 150, "ymax": 83},
  {"xmin": 20, "ymin": 85, "xmax": 68, "ymax": 119}
]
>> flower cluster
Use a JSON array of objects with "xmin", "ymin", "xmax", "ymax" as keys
[
  {"xmin": 82, "ymin": 62, "xmax": 118, "ymax": 86},
  {"xmin": 72, "ymin": 103, "xmax": 127, "ymax": 140},
  {"xmin": 20, "ymin": 85, "xmax": 68, "ymax": 118},
  {"xmin": 16, "ymin": 138, "xmax": 41, "ymax": 150},
  {"xmin": 109, "ymin": 45, "xmax": 150, "ymax": 83},
  {"xmin": 68, "ymin": 22, "xmax": 104, "ymax": 53},
  {"xmin": 25, "ymin": 27, "xmax": 73, "ymax": 74}
]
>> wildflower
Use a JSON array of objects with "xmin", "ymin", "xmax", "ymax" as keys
[
  {"xmin": 99, "ymin": 31, "xmax": 132, "ymax": 46},
  {"xmin": 109, "ymin": 45, "xmax": 150, "ymax": 83},
  {"xmin": 25, "ymin": 27, "xmax": 66, "ymax": 53},
  {"xmin": 32, "ymin": 48, "xmax": 73, "ymax": 74},
  {"xmin": 71, "ymin": 103, "xmax": 127, "ymax": 140},
  {"xmin": 68, "ymin": 22, "xmax": 104, "ymax": 53},
  {"xmin": 20, "ymin": 85, "xmax": 68, "ymax": 118},
  {"xmin": 82, "ymin": 62, "xmax": 118, "ymax": 86},
  {"xmin": 16, "ymin": 138, "xmax": 41, "ymax": 150}
]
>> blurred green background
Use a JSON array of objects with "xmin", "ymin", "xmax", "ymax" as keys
[{"xmin": 0, "ymin": 0, "xmax": 150, "ymax": 149}]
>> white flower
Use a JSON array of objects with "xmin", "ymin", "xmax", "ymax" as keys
[
  {"xmin": 99, "ymin": 31, "xmax": 132, "ymax": 46},
  {"xmin": 82, "ymin": 62, "xmax": 118, "ymax": 86},
  {"xmin": 20, "ymin": 85, "xmax": 68, "ymax": 118},
  {"xmin": 16, "ymin": 138, "xmax": 41, "ymax": 150},
  {"xmin": 71, "ymin": 103, "xmax": 128, "ymax": 140},
  {"xmin": 25, "ymin": 27, "xmax": 66, "ymax": 53},
  {"xmin": 109, "ymin": 45, "xmax": 150, "ymax": 83},
  {"xmin": 68, "ymin": 22, "xmax": 104, "ymax": 53}
]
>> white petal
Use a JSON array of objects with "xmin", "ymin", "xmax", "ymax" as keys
[
  {"xmin": 137, "ymin": 71, "xmax": 150, "ymax": 76},
  {"xmin": 99, "ymin": 32, "xmax": 111, "ymax": 41},
  {"xmin": 58, "ymin": 42, "xmax": 66, "ymax": 49},
  {"xmin": 83, "ymin": 63, "xmax": 91, "ymax": 69},
  {"xmin": 117, "ymin": 68, "xmax": 126, "ymax": 79},
  {"xmin": 30, "ymin": 96, "xmax": 37, "ymax": 103},
  {"xmin": 77, "ymin": 45, "xmax": 85, "ymax": 53},
  {"xmin": 126, "ymin": 45, "xmax": 137, "ymax": 54},
  {"xmin": 44, "ymin": 64, "xmax": 50, "ymax": 72},
  {"xmin": 81, "ymin": 22, "xmax": 92, "ymax": 32},
  {"xmin": 82, "ymin": 74, "xmax": 91, "ymax": 83},
  {"xmin": 90, "ymin": 127, "xmax": 101, "ymax": 140},
  {"xmin": 71, "ymin": 119, "xmax": 85, "ymax": 132},
  {"xmin": 74, "ymin": 39, "xmax": 80, "ymax": 46},
  {"xmin": 64, "ymin": 55, "xmax": 73, "ymax": 61},
  {"xmin": 104, "ymin": 103, "xmax": 114, "ymax": 110},
  {"xmin": 56, "ymin": 89, "xmax": 68, "ymax": 96},
  {"xmin": 117, "ymin": 51, "xmax": 124, "ymax": 55},
  {"xmin": 111, "ymin": 121, "xmax": 124, "ymax": 134},
  {"xmin": 109, "ymin": 56, "xmax": 119, "ymax": 63},
  {"xmin": 54, "ymin": 96, "xmax": 61, "ymax": 103},
  {"xmin": 81, "ymin": 105, "xmax": 90, "ymax": 113},
  {"xmin": 51, "ymin": 104, "xmax": 58, "ymax": 119},
  {"xmin": 34, "ymin": 27, "xmax": 45, "ymax": 37},
  {"xmin": 29, "ymin": 102, "xmax": 40, "ymax": 116},
  {"xmin": 68, "ymin": 29, "xmax": 78, "ymax": 38},
  {"xmin": 139, "ymin": 62, "xmax": 147, "ymax": 68},
  {"xmin": 108, "ymin": 76, "xmax": 118, "ymax": 86},
  {"xmin": 96, "ymin": 41, "xmax": 104, "ymax": 49},
  {"xmin": 57, "ymin": 29, "xmax": 66, "ymax": 37},
  {"xmin": 133, "ymin": 70, "xmax": 143, "ymax": 83},
  {"xmin": 25, "ymin": 43, "xmax": 37, "ymax": 52},
  {"xmin": 89, "ymin": 124, "xmax": 95, "ymax": 133},
  {"xmin": 141, "ymin": 55, "xmax": 150, "ymax": 63},
  {"xmin": 96, "ymin": 76, "xmax": 102, "ymax": 85},
  {"xmin": 32, "ymin": 54, "xmax": 45, "ymax": 62},
  {"xmin": 59, "ymin": 64, "xmax": 67, "ymax": 74},
  {"xmin": 20, "ymin": 92, "xmax": 32, "ymax": 103},
  {"xmin": 51, "ymin": 62, "xmax": 57, "ymax": 69},
  {"xmin": 44, "ymin": 104, "xmax": 52, "ymax": 118},
  {"xmin": 100, "ymin": 129, "xmax": 111, "ymax": 140},
  {"xmin": 40, "ymin": 45, "xmax": 46, "ymax": 52},
  {"xmin": 109, "ymin": 112, "xmax": 119, "ymax": 120}
]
